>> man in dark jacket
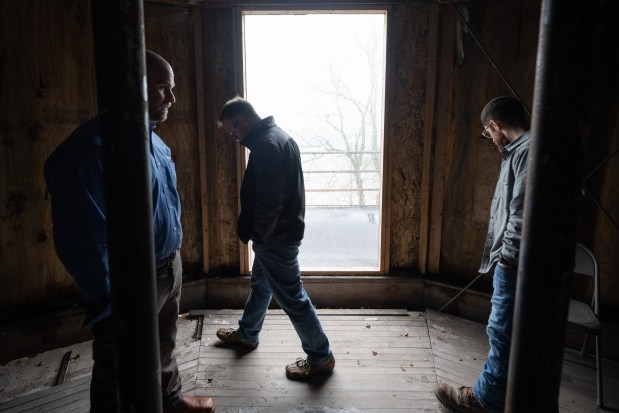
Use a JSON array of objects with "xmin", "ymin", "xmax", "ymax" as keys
[{"xmin": 216, "ymin": 97, "xmax": 335, "ymax": 380}]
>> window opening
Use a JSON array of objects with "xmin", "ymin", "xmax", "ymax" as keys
[{"xmin": 243, "ymin": 11, "xmax": 387, "ymax": 271}]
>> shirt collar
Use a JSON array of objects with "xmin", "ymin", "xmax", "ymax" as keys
[{"xmin": 502, "ymin": 130, "xmax": 530, "ymax": 153}]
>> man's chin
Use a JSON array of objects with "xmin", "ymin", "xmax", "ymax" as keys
[{"xmin": 150, "ymin": 111, "xmax": 168, "ymax": 123}]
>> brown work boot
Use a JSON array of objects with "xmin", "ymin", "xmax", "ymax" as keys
[
  {"xmin": 434, "ymin": 383, "xmax": 489, "ymax": 413},
  {"xmin": 166, "ymin": 395, "xmax": 215, "ymax": 413},
  {"xmin": 285, "ymin": 353, "xmax": 335, "ymax": 380},
  {"xmin": 216, "ymin": 327, "xmax": 258, "ymax": 350}
]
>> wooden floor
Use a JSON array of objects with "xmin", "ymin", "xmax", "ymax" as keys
[{"xmin": 1, "ymin": 309, "xmax": 617, "ymax": 412}]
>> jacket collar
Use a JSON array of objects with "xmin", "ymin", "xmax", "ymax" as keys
[
  {"xmin": 241, "ymin": 116, "xmax": 276, "ymax": 150},
  {"xmin": 502, "ymin": 130, "xmax": 530, "ymax": 154}
]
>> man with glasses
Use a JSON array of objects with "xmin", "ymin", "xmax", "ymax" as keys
[
  {"xmin": 216, "ymin": 97, "xmax": 335, "ymax": 380},
  {"xmin": 435, "ymin": 96, "xmax": 531, "ymax": 413}
]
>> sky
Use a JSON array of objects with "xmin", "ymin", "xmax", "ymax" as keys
[{"xmin": 244, "ymin": 12, "xmax": 386, "ymax": 145}]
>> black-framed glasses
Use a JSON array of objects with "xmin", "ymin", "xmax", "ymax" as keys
[
  {"xmin": 480, "ymin": 124, "xmax": 491, "ymax": 139},
  {"xmin": 228, "ymin": 119, "xmax": 240, "ymax": 137}
]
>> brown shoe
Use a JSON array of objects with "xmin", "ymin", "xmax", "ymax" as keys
[
  {"xmin": 166, "ymin": 395, "xmax": 215, "ymax": 413},
  {"xmin": 216, "ymin": 327, "xmax": 258, "ymax": 349},
  {"xmin": 285, "ymin": 353, "xmax": 335, "ymax": 380},
  {"xmin": 434, "ymin": 383, "xmax": 489, "ymax": 413}
]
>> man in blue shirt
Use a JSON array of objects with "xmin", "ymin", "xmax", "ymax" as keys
[
  {"xmin": 44, "ymin": 51, "xmax": 215, "ymax": 413},
  {"xmin": 435, "ymin": 96, "xmax": 530, "ymax": 413}
]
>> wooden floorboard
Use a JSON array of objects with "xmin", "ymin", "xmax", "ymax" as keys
[
  {"xmin": 193, "ymin": 310, "xmax": 442, "ymax": 412},
  {"xmin": 1, "ymin": 308, "xmax": 617, "ymax": 412},
  {"xmin": 425, "ymin": 309, "xmax": 619, "ymax": 413}
]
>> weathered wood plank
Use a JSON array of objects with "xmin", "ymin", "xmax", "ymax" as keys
[{"xmin": 2, "ymin": 309, "xmax": 615, "ymax": 413}]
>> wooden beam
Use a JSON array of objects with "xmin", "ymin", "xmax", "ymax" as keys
[
  {"xmin": 379, "ymin": 7, "xmax": 394, "ymax": 274},
  {"xmin": 144, "ymin": 0, "xmax": 197, "ymax": 7},
  {"xmin": 427, "ymin": 6, "xmax": 455, "ymax": 274},
  {"xmin": 418, "ymin": 3, "xmax": 439, "ymax": 275},
  {"xmin": 193, "ymin": 7, "xmax": 210, "ymax": 273},
  {"xmin": 229, "ymin": 7, "xmax": 251, "ymax": 274},
  {"xmin": 200, "ymin": 0, "xmax": 426, "ymax": 7}
]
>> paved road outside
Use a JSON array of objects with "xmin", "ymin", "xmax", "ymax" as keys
[{"xmin": 299, "ymin": 206, "xmax": 380, "ymax": 270}]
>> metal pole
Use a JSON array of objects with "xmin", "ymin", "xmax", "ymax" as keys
[
  {"xmin": 505, "ymin": 1, "xmax": 612, "ymax": 411},
  {"xmin": 91, "ymin": 1, "xmax": 163, "ymax": 412}
]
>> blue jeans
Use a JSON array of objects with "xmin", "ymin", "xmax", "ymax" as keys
[
  {"xmin": 236, "ymin": 241, "xmax": 332, "ymax": 363},
  {"xmin": 473, "ymin": 263, "xmax": 517, "ymax": 412}
]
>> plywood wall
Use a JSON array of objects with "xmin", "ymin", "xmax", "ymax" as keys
[
  {"xmin": 386, "ymin": 4, "xmax": 429, "ymax": 270},
  {"xmin": 143, "ymin": 4, "xmax": 203, "ymax": 273},
  {"xmin": 0, "ymin": 1, "xmax": 97, "ymax": 309},
  {"xmin": 202, "ymin": 7, "xmax": 243, "ymax": 271}
]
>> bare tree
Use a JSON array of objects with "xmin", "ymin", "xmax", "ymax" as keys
[{"xmin": 299, "ymin": 30, "xmax": 384, "ymax": 208}]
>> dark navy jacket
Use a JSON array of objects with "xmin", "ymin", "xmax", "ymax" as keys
[{"xmin": 238, "ymin": 116, "xmax": 305, "ymax": 244}]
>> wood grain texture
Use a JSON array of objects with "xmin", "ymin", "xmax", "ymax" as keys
[
  {"xmin": 144, "ymin": 4, "xmax": 203, "ymax": 273},
  {"xmin": 0, "ymin": 0, "xmax": 96, "ymax": 310},
  {"xmin": 2, "ymin": 309, "xmax": 616, "ymax": 412},
  {"xmin": 193, "ymin": 7, "xmax": 211, "ymax": 273},
  {"xmin": 386, "ymin": 4, "xmax": 430, "ymax": 271},
  {"xmin": 427, "ymin": 5, "xmax": 455, "ymax": 275},
  {"xmin": 203, "ymin": 8, "xmax": 243, "ymax": 271},
  {"xmin": 426, "ymin": 309, "xmax": 619, "ymax": 413}
]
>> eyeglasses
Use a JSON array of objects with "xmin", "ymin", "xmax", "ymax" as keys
[
  {"xmin": 228, "ymin": 119, "xmax": 240, "ymax": 137},
  {"xmin": 480, "ymin": 124, "xmax": 491, "ymax": 139}
]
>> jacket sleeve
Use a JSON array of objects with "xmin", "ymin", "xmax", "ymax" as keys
[{"xmin": 501, "ymin": 147, "xmax": 529, "ymax": 266}]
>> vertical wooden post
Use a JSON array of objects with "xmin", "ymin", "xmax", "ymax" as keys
[
  {"xmin": 506, "ymin": 0, "xmax": 616, "ymax": 411},
  {"xmin": 418, "ymin": 4, "xmax": 439, "ymax": 275},
  {"xmin": 91, "ymin": 0, "xmax": 162, "ymax": 411},
  {"xmin": 193, "ymin": 6, "xmax": 211, "ymax": 273},
  {"xmin": 427, "ymin": 6, "xmax": 455, "ymax": 274}
]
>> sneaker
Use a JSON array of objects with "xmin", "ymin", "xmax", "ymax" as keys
[
  {"xmin": 285, "ymin": 353, "xmax": 335, "ymax": 380},
  {"xmin": 434, "ymin": 383, "xmax": 489, "ymax": 413},
  {"xmin": 216, "ymin": 328, "xmax": 258, "ymax": 350}
]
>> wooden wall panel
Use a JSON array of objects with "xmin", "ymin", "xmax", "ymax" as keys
[
  {"xmin": 387, "ymin": 4, "xmax": 429, "ymax": 270},
  {"xmin": 426, "ymin": 5, "xmax": 454, "ymax": 274},
  {"xmin": 143, "ymin": 4, "xmax": 203, "ymax": 273},
  {"xmin": 590, "ymin": 122, "xmax": 619, "ymax": 313},
  {"xmin": 0, "ymin": 0, "xmax": 96, "ymax": 310},
  {"xmin": 576, "ymin": 49, "xmax": 619, "ymax": 315},
  {"xmin": 0, "ymin": 0, "xmax": 207, "ymax": 312},
  {"xmin": 203, "ymin": 8, "xmax": 242, "ymax": 271}
]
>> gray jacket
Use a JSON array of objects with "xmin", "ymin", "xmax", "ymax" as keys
[{"xmin": 479, "ymin": 131, "xmax": 530, "ymax": 273}]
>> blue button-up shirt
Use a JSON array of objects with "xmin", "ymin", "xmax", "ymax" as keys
[{"xmin": 44, "ymin": 117, "xmax": 182, "ymax": 324}]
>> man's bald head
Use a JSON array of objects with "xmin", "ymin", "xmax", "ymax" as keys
[
  {"xmin": 145, "ymin": 50, "xmax": 175, "ymax": 123},
  {"xmin": 146, "ymin": 50, "xmax": 171, "ymax": 76}
]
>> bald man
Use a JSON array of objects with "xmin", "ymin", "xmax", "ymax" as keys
[{"xmin": 44, "ymin": 51, "xmax": 215, "ymax": 412}]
